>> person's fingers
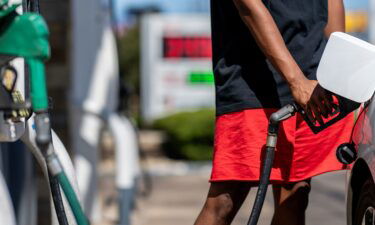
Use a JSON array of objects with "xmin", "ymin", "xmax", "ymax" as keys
[
  {"xmin": 322, "ymin": 93, "xmax": 334, "ymax": 116},
  {"xmin": 305, "ymin": 104, "xmax": 316, "ymax": 124},
  {"xmin": 326, "ymin": 91, "xmax": 334, "ymax": 104},
  {"xmin": 312, "ymin": 85, "xmax": 331, "ymax": 118},
  {"xmin": 309, "ymin": 101, "xmax": 324, "ymax": 125},
  {"xmin": 314, "ymin": 96, "xmax": 329, "ymax": 118},
  {"xmin": 319, "ymin": 85, "xmax": 335, "ymax": 115}
]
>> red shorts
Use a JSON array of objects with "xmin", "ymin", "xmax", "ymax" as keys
[{"xmin": 210, "ymin": 108, "xmax": 355, "ymax": 183}]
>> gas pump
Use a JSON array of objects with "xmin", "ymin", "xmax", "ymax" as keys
[{"xmin": 0, "ymin": 1, "xmax": 88, "ymax": 225}]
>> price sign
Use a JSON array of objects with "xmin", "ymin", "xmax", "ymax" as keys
[{"xmin": 141, "ymin": 14, "xmax": 214, "ymax": 122}]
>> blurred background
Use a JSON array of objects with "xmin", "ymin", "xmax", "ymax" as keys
[{"xmin": 0, "ymin": 0, "xmax": 372, "ymax": 225}]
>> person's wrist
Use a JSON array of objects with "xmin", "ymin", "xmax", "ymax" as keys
[{"xmin": 287, "ymin": 74, "xmax": 307, "ymax": 90}]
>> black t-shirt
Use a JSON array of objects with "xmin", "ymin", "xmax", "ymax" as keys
[{"xmin": 211, "ymin": 0, "xmax": 328, "ymax": 115}]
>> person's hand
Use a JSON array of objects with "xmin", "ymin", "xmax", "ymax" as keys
[{"xmin": 290, "ymin": 78, "xmax": 334, "ymax": 125}]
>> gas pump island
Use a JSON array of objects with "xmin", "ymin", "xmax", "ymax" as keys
[{"xmin": 0, "ymin": 1, "xmax": 88, "ymax": 225}]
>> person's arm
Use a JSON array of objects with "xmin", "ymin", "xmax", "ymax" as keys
[
  {"xmin": 325, "ymin": 0, "xmax": 345, "ymax": 36},
  {"xmin": 233, "ymin": 0, "xmax": 332, "ymax": 123}
]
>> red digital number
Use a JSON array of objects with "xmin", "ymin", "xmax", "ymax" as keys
[{"xmin": 163, "ymin": 36, "xmax": 212, "ymax": 59}]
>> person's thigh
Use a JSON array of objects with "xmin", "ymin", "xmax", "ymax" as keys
[{"xmin": 195, "ymin": 181, "xmax": 254, "ymax": 225}]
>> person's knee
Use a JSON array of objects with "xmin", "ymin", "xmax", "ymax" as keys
[
  {"xmin": 204, "ymin": 192, "xmax": 234, "ymax": 220},
  {"xmin": 202, "ymin": 181, "xmax": 251, "ymax": 221},
  {"xmin": 272, "ymin": 181, "xmax": 311, "ymax": 225},
  {"xmin": 275, "ymin": 180, "xmax": 311, "ymax": 211},
  {"xmin": 291, "ymin": 181, "xmax": 311, "ymax": 210}
]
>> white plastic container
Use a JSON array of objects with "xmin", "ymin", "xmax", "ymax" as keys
[{"xmin": 318, "ymin": 32, "xmax": 375, "ymax": 103}]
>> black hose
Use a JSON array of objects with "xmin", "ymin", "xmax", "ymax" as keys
[
  {"xmin": 246, "ymin": 104, "xmax": 297, "ymax": 225},
  {"xmin": 247, "ymin": 146, "xmax": 275, "ymax": 225},
  {"xmin": 48, "ymin": 171, "xmax": 69, "ymax": 225}
]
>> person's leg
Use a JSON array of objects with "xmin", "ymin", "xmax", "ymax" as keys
[
  {"xmin": 271, "ymin": 180, "xmax": 311, "ymax": 225},
  {"xmin": 194, "ymin": 181, "xmax": 253, "ymax": 225}
]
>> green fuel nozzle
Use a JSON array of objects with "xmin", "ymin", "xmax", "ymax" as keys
[
  {"xmin": 0, "ymin": 3, "xmax": 51, "ymax": 144},
  {"xmin": 0, "ymin": 3, "xmax": 50, "ymax": 112}
]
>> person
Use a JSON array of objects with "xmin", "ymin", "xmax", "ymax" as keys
[{"xmin": 194, "ymin": 0, "xmax": 353, "ymax": 225}]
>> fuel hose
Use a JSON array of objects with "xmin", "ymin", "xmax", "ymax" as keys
[
  {"xmin": 247, "ymin": 104, "xmax": 297, "ymax": 225},
  {"xmin": 48, "ymin": 171, "xmax": 69, "ymax": 225}
]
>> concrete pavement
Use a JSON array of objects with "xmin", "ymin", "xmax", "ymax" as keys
[{"xmin": 130, "ymin": 161, "xmax": 347, "ymax": 225}]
